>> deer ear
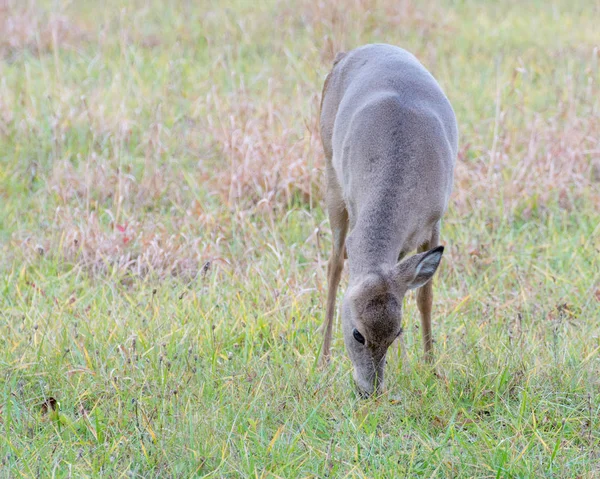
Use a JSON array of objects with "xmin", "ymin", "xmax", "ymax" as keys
[{"xmin": 394, "ymin": 246, "xmax": 444, "ymax": 290}]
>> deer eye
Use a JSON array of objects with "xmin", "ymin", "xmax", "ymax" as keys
[{"xmin": 352, "ymin": 328, "xmax": 365, "ymax": 344}]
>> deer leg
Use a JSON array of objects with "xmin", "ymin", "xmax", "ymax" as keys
[
  {"xmin": 417, "ymin": 225, "xmax": 440, "ymax": 363},
  {"xmin": 320, "ymin": 183, "xmax": 348, "ymax": 365}
]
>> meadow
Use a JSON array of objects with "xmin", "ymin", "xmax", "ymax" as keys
[{"xmin": 0, "ymin": 0, "xmax": 599, "ymax": 476}]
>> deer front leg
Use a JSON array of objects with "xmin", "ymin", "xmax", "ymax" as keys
[
  {"xmin": 320, "ymin": 185, "xmax": 348, "ymax": 365},
  {"xmin": 417, "ymin": 226, "xmax": 440, "ymax": 363}
]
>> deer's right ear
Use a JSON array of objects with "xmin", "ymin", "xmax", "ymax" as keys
[{"xmin": 393, "ymin": 246, "xmax": 444, "ymax": 290}]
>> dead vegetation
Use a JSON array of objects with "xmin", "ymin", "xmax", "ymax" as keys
[{"xmin": 0, "ymin": 0, "xmax": 89, "ymax": 60}]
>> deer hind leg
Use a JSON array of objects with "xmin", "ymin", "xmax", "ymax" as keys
[
  {"xmin": 320, "ymin": 178, "xmax": 348, "ymax": 365},
  {"xmin": 417, "ymin": 224, "xmax": 440, "ymax": 363}
]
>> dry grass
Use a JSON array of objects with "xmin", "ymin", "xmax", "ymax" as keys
[
  {"xmin": 198, "ymin": 83, "xmax": 324, "ymax": 209},
  {"xmin": 0, "ymin": 0, "xmax": 89, "ymax": 60},
  {"xmin": 454, "ymin": 108, "xmax": 600, "ymax": 219}
]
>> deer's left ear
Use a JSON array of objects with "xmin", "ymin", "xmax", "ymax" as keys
[{"xmin": 393, "ymin": 246, "xmax": 444, "ymax": 290}]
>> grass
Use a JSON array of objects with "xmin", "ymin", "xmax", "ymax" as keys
[{"xmin": 1, "ymin": 0, "xmax": 599, "ymax": 476}]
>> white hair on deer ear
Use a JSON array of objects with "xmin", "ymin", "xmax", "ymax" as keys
[
  {"xmin": 408, "ymin": 246, "xmax": 444, "ymax": 289},
  {"xmin": 393, "ymin": 246, "xmax": 445, "ymax": 290},
  {"xmin": 415, "ymin": 246, "xmax": 444, "ymax": 274}
]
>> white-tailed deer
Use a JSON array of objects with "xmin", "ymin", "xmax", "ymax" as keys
[{"xmin": 319, "ymin": 44, "xmax": 458, "ymax": 397}]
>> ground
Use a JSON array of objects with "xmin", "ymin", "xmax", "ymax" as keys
[{"xmin": 0, "ymin": 0, "xmax": 599, "ymax": 477}]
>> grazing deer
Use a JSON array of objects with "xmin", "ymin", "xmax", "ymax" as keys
[{"xmin": 319, "ymin": 44, "xmax": 458, "ymax": 397}]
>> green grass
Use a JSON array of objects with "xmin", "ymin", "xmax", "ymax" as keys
[{"xmin": 1, "ymin": 0, "xmax": 599, "ymax": 477}]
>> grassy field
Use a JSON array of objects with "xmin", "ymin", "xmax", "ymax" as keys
[{"xmin": 1, "ymin": 0, "xmax": 599, "ymax": 476}]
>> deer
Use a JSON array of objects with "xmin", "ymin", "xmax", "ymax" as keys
[{"xmin": 318, "ymin": 44, "xmax": 458, "ymax": 397}]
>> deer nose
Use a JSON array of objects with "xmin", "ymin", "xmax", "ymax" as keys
[
  {"xmin": 352, "ymin": 371, "xmax": 375, "ymax": 399},
  {"xmin": 355, "ymin": 381, "xmax": 374, "ymax": 399}
]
